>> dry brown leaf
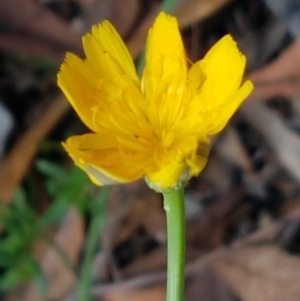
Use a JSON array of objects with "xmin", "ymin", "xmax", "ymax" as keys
[
  {"xmin": 175, "ymin": 0, "xmax": 234, "ymax": 28},
  {"xmin": 0, "ymin": 33, "xmax": 71, "ymax": 59},
  {"xmin": 187, "ymin": 187, "xmax": 245, "ymax": 250},
  {"xmin": 241, "ymin": 99, "xmax": 300, "ymax": 182},
  {"xmin": 110, "ymin": 0, "xmax": 139, "ymax": 36},
  {"xmin": 101, "ymin": 285, "xmax": 165, "ymax": 301},
  {"xmin": 186, "ymin": 209, "xmax": 300, "ymax": 301},
  {"xmin": 0, "ymin": 0, "xmax": 80, "ymax": 57},
  {"xmin": 122, "ymin": 248, "xmax": 167, "ymax": 278},
  {"xmin": 216, "ymin": 245, "xmax": 300, "ymax": 301},
  {"xmin": 91, "ymin": 270, "xmax": 166, "ymax": 298},
  {"xmin": 0, "ymin": 95, "xmax": 70, "ymax": 203},
  {"xmin": 186, "ymin": 265, "xmax": 237, "ymax": 301},
  {"xmin": 92, "ymin": 208, "xmax": 300, "ymax": 301},
  {"xmin": 216, "ymin": 127, "xmax": 253, "ymax": 172},
  {"xmin": 79, "ymin": 0, "xmax": 139, "ymax": 36},
  {"xmin": 21, "ymin": 208, "xmax": 84, "ymax": 301}
]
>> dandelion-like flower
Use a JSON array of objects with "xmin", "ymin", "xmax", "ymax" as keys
[{"xmin": 58, "ymin": 12, "xmax": 253, "ymax": 190}]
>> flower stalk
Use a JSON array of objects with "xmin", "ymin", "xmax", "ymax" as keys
[{"xmin": 163, "ymin": 188, "xmax": 186, "ymax": 301}]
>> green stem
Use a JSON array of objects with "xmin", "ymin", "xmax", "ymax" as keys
[
  {"xmin": 163, "ymin": 188, "xmax": 186, "ymax": 301},
  {"xmin": 160, "ymin": 0, "xmax": 180, "ymax": 14},
  {"xmin": 79, "ymin": 186, "xmax": 110, "ymax": 301}
]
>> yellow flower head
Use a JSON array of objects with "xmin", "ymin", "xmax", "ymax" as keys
[{"xmin": 58, "ymin": 12, "xmax": 253, "ymax": 190}]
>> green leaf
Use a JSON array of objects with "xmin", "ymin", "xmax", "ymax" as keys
[
  {"xmin": 37, "ymin": 200, "xmax": 69, "ymax": 229},
  {"xmin": 33, "ymin": 264, "xmax": 48, "ymax": 296},
  {"xmin": 36, "ymin": 160, "xmax": 69, "ymax": 181},
  {"xmin": 0, "ymin": 255, "xmax": 39, "ymax": 292},
  {"xmin": 37, "ymin": 160, "xmax": 96, "ymax": 214}
]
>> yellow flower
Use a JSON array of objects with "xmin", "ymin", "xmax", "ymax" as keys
[{"xmin": 58, "ymin": 12, "xmax": 253, "ymax": 190}]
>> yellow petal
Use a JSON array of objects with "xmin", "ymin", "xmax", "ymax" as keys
[
  {"xmin": 145, "ymin": 136, "xmax": 209, "ymax": 189},
  {"xmin": 146, "ymin": 138, "xmax": 209, "ymax": 189},
  {"xmin": 189, "ymin": 35, "xmax": 246, "ymax": 111},
  {"xmin": 57, "ymin": 53, "xmax": 99, "ymax": 131},
  {"xmin": 202, "ymin": 35, "xmax": 245, "ymax": 100},
  {"xmin": 143, "ymin": 12, "xmax": 186, "ymax": 87},
  {"xmin": 142, "ymin": 12, "xmax": 187, "ymax": 129},
  {"xmin": 82, "ymin": 20, "xmax": 139, "ymax": 83},
  {"xmin": 91, "ymin": 78, "xmax": 147, "ymax": 137},
  {"xmin": 146, "ymin": 158, "xmax": 187, "ymax": 189},
  {"xmin": 186, "ymin": 137, "xmax": 211, "ymax": 177},
  {"xmin": 186, "ymin": 35, "xmax": 253, "ymax": 136},
  {"xmin": 63, "ymin": 133, "xmax": 144, "ymax": 185},
  {"xmin": 58, "ymin": 14, "xmax": 253, "ymax": 191},
  {"xmin": 206, "ymin": 80, "xmax": 253, "ymax": 135}
]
